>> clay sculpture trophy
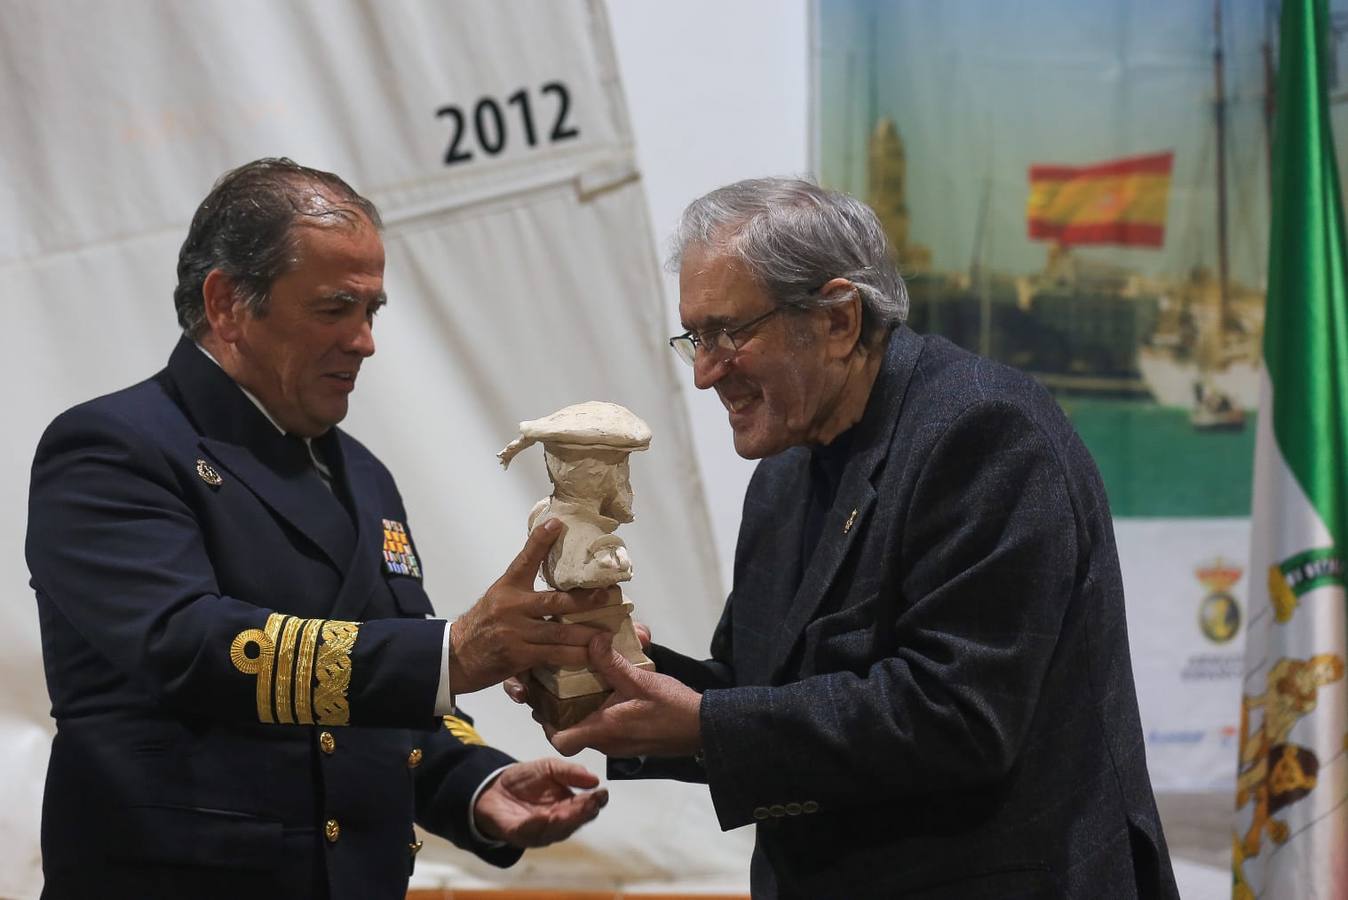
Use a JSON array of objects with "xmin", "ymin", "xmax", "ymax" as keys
[{"xmin": 497, "ymin": 401, "xmax": 655, "ymax": 728}]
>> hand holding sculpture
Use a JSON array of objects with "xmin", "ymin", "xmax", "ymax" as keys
[
  {"xmin": 546, "ymin": 632, "xmax": 702, "ymax": 759},
  {"xmin": 449, "ymin": 519, "xmax": 611, "ymax": 694}
]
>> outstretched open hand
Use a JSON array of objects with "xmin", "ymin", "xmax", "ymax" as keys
[{"xmin": 473, "ymin": 757, "xmax": 608, "ymax": 847}]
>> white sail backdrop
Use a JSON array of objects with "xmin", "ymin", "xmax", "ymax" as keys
[{"xmin": 0, "ymin": 1, "xmax": 755, "ymax": 895}]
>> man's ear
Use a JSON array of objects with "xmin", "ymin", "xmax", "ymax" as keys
[
  {"xmin": 202, "ymin": 269, "xmax": 246, "ymax": 342},
  {"xmin": 819, "ymin": 277, "xmax": 862, "ymax": 359}
]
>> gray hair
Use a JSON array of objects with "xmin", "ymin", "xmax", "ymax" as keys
[
  {"xmin": 173, "ymin": 157, "xmax": 382, "ymax": 339},
  {"xmin": 668, "ymin": 177, "xmax": 908, "ymax": 347}
]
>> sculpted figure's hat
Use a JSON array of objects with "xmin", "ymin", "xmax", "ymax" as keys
[{"xmin": 497, "ymin": 401, "xmax": 652, "ymax": 469}]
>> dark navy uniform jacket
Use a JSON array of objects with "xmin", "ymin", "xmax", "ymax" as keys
[{"xmin": 27, "ymin": 337, "xmax": 521, "ymax": 899}]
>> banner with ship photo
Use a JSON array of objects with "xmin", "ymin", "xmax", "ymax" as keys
[{"xmin": 812, "ymin": 0, "xmax": 1348, "ymax": 792}]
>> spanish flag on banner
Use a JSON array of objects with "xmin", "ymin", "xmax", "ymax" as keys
[{"xmin": 1026, "ymin": 151, "xmax": 1174, "ymax": 248}]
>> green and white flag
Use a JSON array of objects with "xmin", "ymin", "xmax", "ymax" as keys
[{"xmin": 1234, "ymin": 0, "xmax": 1348, "ymax": 896}]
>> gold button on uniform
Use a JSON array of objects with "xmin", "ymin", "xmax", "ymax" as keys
[
  {"xmin": 409, "ymin": 840, "xmax": 423, "ymax": 857},
  {"xmin": 753, "ymin": 806, "xmax": 770, "ymax": 820},
  {"xmin": 769, "ymin": 804, "xmax": 786, "ymax": 818},
  {"xmin": 786, "ymin": 802, "xmax": 802, "ymax": 816},
  {"xmin": 802, "ymin": 800, "xmax": 820, "ymax": 814},
  {"xmin": 319, "ymin": 731, "xmax": 336, "ymax": 754},
  {"xmin": 324, "ymin": 819, "xmax": 340, "ymax": 843},
  {"xmin": 407, "ymin": 748, "xmax": 423, "ymax": 768}
]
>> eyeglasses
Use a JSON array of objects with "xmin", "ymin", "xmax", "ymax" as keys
[{"xmin": 668, "ymin": 307, "xmax": 785, "ymax": 367}]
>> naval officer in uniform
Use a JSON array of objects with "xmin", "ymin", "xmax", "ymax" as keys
[{"xmin": 27, "ymin": 157, "xmax": 609, "ymax": 899}]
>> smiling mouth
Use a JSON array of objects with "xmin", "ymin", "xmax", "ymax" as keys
[{"xmin": 720, "ymin": 393, "xmax": 758, "ymax": 415}]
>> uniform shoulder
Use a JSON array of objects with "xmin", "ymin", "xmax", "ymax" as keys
[{"xmin": 40, "ymin": 373, "xmax": 178, "ymax": 448}]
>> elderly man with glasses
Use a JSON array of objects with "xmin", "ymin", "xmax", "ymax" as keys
[{"xmin": 533, "ymin": 178, "xmax": 1179, "ymax": 898}]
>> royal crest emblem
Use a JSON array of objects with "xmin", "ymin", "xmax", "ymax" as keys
[{"xmin": 1195, "ymin": 557, "xmax": 1242, "ymax": 644}]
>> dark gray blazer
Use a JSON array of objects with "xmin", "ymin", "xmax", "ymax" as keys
[{"xmin": 618, "ymin": 327, "xmax": 1178, "ymax": 899}]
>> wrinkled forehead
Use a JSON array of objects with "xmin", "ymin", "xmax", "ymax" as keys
[
  {"xmin": 678, "ymin": 246, "xmax": 773, "ymax": 329},
  {"xmin": 678, "ymin": 241, "xmax": 750, "ymax": 288}
]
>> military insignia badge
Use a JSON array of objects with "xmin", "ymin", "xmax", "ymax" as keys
[
  {"xmin": 196, "ymin": 458, "xmax": 223, "ymax": 488},
  {"xmin": 382, "ymin": 519, "xmax": 422, "ymax": 579}
]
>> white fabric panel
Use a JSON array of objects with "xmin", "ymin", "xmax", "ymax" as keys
[
  {"xmin": 0, "ymin": 2, "xmax": 739, "ymax": 895},
  {"xmin": 1, "ymin": 0, "xmax": 630, "ymax": 262}
]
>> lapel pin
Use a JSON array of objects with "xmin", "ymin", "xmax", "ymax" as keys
[
  {"xmin": 196, "ymin": 459, "xmax": 223, "ymax": 488},
  {"xmin": 842, "ymin": 508, "xmax": 858, "ymax": 534}
]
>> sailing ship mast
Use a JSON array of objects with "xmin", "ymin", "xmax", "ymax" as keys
[{"xmin": 1214, "ymin": 0, "xmax": 1231, "ymax": 336}]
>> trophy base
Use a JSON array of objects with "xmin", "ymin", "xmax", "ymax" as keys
[{"xmin": 526, "ymin": 671, "xmax": 612, "ymax": 730}]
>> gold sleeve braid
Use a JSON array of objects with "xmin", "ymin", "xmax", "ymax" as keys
[
  {"xmin": 293, "ymin": 618, "xmax": 323, "ymax": 726},
  {"xmin": 229, "ymin": 613, "xmax": 287, "ymax": 723},
  {"xmin": 272, "ymin": 616, "xmax": 304, "ymax": 724},
  {"xmin": 313, "ymin": 620, "xmax": 360, "ymax": 726},
  {"xmin": 230, "ymin": 616, "xmax": 360, "ymax": 726}
]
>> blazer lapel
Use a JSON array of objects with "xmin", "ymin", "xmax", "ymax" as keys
[
  {"xmin": 735, "ymin": 457, "xmax": 811, "ymax": 686},
  {"xmin": 199, "ymin": 437, "xmax": 355, "ymax": 572},
  {"xmin": 764, "ymin": 328, "xmax": 925, "ymax": 681},
  {"xmin": 326, "ymin": 441, "xmax": 384, "ymax": 623},
  {"xmin": 764, "ymin": 459, "xmax": 881, "ymax": 682},
  {"xmin": 166, "ymin": 337, "xmax": 354, "ymax": 573}
]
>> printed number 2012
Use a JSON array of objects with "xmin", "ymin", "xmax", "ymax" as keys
[{"xmin": 437, "ymin": 82, "xmax": 579, "ymax": 165}]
